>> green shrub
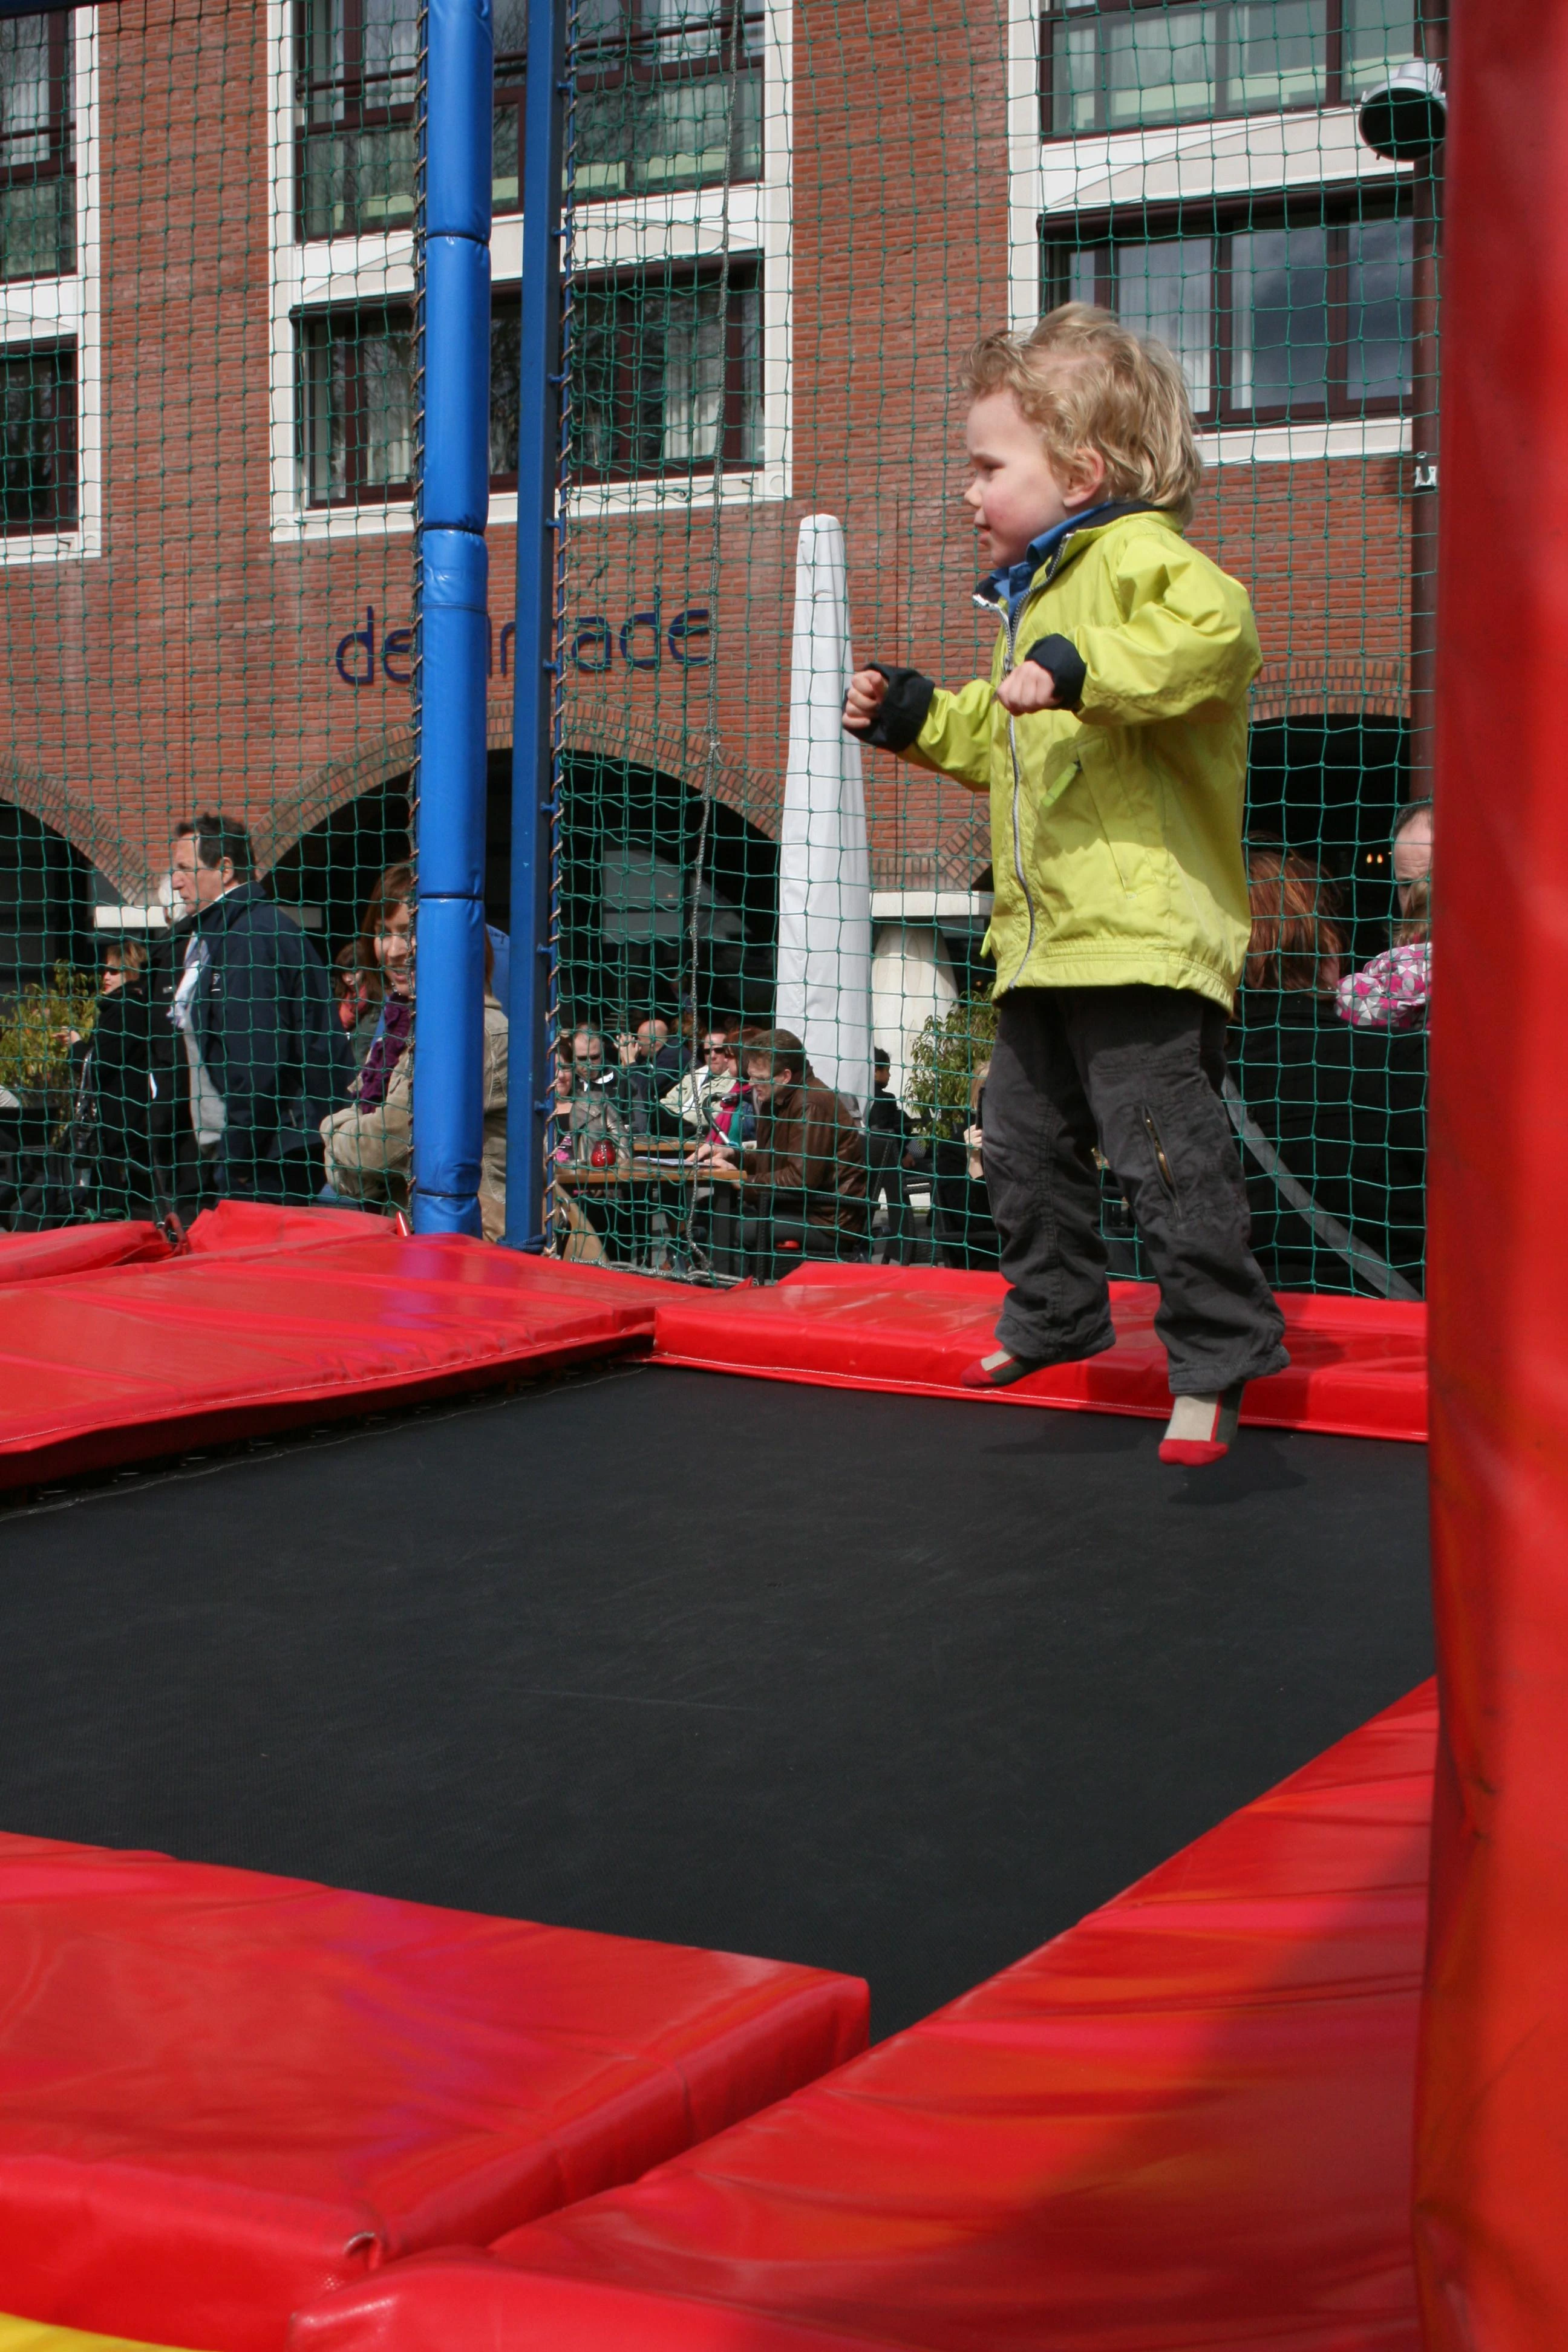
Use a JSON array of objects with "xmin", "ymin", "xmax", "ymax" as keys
[
  {"xmin": 905, "ymin": 994, "xmax": 997, "ymax": 1139},
  {"xmin": 0, "ymin": 963, "xmax": 99, "ymax": 1094}
]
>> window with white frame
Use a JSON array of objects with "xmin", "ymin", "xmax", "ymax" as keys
[
  {"xmin": 0, "ymin": 7, "xmax": 94, "ymax": 561},
  {"xmin": 0, "ymin": 341, "xmax": 76, "ymax": 531},
  {"xmin": 491, "ymin": 260, "xmax": 763, "ymax": 486},
  {"xmin": 1048, "ymin": 196, "xmax": 1410, "ymax": 423},
  {"xmin": 273, "ymin": 0, "xmax": 789, "ymax": 529},
  {"xmin": 298, "ymin": 256, "xmax": 765, "ymax": 508},
  {"xmin": 294, "ymin": 0, "xmax": 763, "ymax": 239},
  {"xmin": 572, "ymin": 0, "xmax": 764, "ymax": 201},
  {"xmin": 1, "ymin": 9, "xmax": 74, "ymax": 279},
  {"xmin": 1039, "ymin": 0, "xmax": 1419, "ymax": 141},
  {"xmin": 296, "ymin": 304, "xmax": 414, "ymax": 505},
  {"xmin": 295, "ymin": 0, "xmax": 419, "ymax": 240}
]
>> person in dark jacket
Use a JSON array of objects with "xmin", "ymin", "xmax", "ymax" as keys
[
  {"xmin": 866, "ymin": 1045, "xmax": 921, "ymax": 1263},
  {"xmin": 1227, "ymin": 848, "xmax": 1426, "ymax": 1299},
  {"xmin": 71, "ymin": 941, "xmax": 161, "ymax": 1217},
  {"xmin": 168, "ymin": 812, "xmax": 351, "ymax": 1204},
  {"xmin": 697, "ymin": 1026, "xmax": 867, "ymax": 1272}
]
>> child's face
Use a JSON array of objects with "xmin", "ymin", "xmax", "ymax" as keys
[{"xmin": 963, "ymin": 390, "xmax": 1102, "ymax": 571}]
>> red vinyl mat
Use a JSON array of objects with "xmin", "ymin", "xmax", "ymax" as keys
[
  {"xmin": 295, "ymin": 1687, "xmax": 1436, "ymax": 2352},
  {"xmin": 0, "ymin": 1834, "xmax": 867, "ymax": 2352},
  {"xmin": 652, "ymin": 1263, "xmax": 1428, "ymax": 1443},
  {"xmin": 0, "ymin": 1224, "xmax": 174, "ymax": 1284},
  {"xmin": 0, "ymin": 1207, "xmax": 663, "ymax": 1489}
]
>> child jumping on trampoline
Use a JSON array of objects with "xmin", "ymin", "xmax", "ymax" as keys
[{"xmin": 843, "ymin": 303, "xmax": 1286, "ymax": 1466}]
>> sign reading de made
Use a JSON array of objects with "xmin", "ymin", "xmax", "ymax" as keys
[{"xmin": 334, "ymin": 603, "xmax": 714, "ymax": 687}]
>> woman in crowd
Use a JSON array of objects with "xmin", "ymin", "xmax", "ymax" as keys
[
  {"xmin": 1227, "ymin": 846, "xmax": 1426, "ymax": 1297},
  {"xmin": 332, "ymin": 941, "xmax": 382, "ymax": 1068},
  {"xmin": 71, "ymin": 939, "xmax": 164, "ymax": 1217},
  {"xmin": 321, "ymin": 864, "xmax": 508, "ymax": 1238}
]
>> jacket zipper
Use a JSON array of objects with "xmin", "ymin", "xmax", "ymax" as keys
[{"xmin": 996, "ymin": 601, "xmax": 1038, "ymax": 990}]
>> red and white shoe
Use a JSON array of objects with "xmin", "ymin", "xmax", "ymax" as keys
[
  {"xmin": 959, "ymin": 1346, "xmax": 1047, "ymax": 1392},
  {"xmin": 1158, "ymin": 1382, "xmax": 1246, "ymax": 1466}
]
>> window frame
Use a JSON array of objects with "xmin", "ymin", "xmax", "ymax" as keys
[
  {"xmin": 491, "ymin": 255, "xmax": 763, "ymax": 489},
  {"xmin": 0, "ymin": 7, "xmax": 76, "ymax": 283},
  {"xmin": 0, "ymin": 336, "xmax": 78, "ymax": 536},
  {"xmin": 1037, "ymin": 0, "xmax": 1414, "ymax": 142},
  {"xmin": 566, "ymin": 0, "xmax": 766, "ymax": 206},
  {"xmin": 1044, "ymin": 189, "xmax": 1412, "ymax": 426},
  {"xmin": 492, "ymin": 17, "xmax": 527, "ymax": 219},
  {"xmin": 293, "ymin": 0, "xmax": 420, "ymax": 244},
  {"xmin": 295, "ymin": 302, "xmax": 415, "ymax": 510}
]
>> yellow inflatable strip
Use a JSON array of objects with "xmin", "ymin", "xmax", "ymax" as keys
[{"xmin": 0, "ymin": 2318, "xmax": 214, "ymax": 2352}]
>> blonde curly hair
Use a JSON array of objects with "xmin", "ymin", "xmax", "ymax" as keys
[{"xmin": 962, "ymin": 304, "xmax": 1203, "ymax": 529}]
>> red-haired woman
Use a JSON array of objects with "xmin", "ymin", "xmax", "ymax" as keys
[{"xmin": 1226, "ymin": 846, "xmax": 1426, "ymax": 1299}]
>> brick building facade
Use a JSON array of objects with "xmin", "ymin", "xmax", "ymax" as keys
[{"xmin": 0, "ymin": 0, "xmax": 1420, "ymax": 1048}]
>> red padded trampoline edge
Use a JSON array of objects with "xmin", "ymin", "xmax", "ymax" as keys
[{"xmin": 0, "ymin": 1329, "xmax": 650, "ymax": 1494}]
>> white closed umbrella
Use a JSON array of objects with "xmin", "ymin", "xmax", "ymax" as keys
[{"xmin": 774, "ymin": 514, "xmax": 874, "ymax": 1114}]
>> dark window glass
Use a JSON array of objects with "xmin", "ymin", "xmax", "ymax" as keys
[
  {"xmin": 491, "ymin": 264, "xmax": 762, "ymax": 484},
  {"xmin": 0, "ymin": 10, "xmax": 74, "ymax": 281},
  {"xmin": 0, "ymin": 342, "xmax": 76, "ymax": 531},
  {"xmin": 1232, "ymin": 221, "xmax": 1330, "ymax": 413},
  {"xmin": 1041, "ymin": 0, "xmax": 1416, "ymax": 137},
  {"xmin": 492, "ymin": 2, "xmax": 526, "ymax": 218},
  {"xmin": 298, "ymin": 307, "xmax": 414, "ymax": 505},
  {"xmin": 1341, "ymin": 0, "xmax": 1417, "ymax": 94},
  {"xmin": 573, "ymin": 1, "xmax": 764, "ymax": 203},
  {"xmin": 1345, "ymin": 214, "xmax": 1412, "ymax": 403},
  {"xmin": 489, "ymin": 296, "xmax": 521, "ymax": 480},
  {"xmin": 1056, "ymin": 204, "xmax": 1411, "ymax": 422},
  {"xmin": 296, "ymin": 0, "xmax": 419, "ymax": 240},
  {"xmin": 569, "ymin": 260, "xmax": 761, "ymax": 481}
]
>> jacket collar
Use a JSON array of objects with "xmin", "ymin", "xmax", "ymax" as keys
[
  {"xmin": 974, "ymin": 500, "xmax": 1167, "ymax": 615},
  {"xmin": 196, "ymin": 880, "xmax": 266, "ymax": 933}
]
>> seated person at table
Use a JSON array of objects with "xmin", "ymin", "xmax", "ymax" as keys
[
  {"xmin": 613, "ymin": 1016, "xmax": 688, "ymax": 1135},
  {"xmin": 696, "ymin": 1027, "xmax": 867, "ymax": 1268},
  {"xmin": 662, "ymin": 1027, "xmax": 741, "ymax": 1131},
  {"xmin": 1227, "ymin": 846, "xmax": 1426, "ymax": 1297},
  {"xmin": 560, "ymin": 1026, "xmax": 630, "ymax": 1169}
]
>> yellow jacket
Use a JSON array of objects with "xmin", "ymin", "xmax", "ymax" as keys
[{"xmin": 901, "ymin": 508, "xmax": 1261, "ymax": 1009}]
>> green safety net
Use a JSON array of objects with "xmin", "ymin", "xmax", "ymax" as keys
[{"xmin": 0, "ymin": 0, "xmax": 1434, "ymax": 1307}]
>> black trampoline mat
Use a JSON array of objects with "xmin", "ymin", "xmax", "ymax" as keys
[{"xmin": 0, "ymin": 1364, "xmax": 1432, "ymax": 2038}]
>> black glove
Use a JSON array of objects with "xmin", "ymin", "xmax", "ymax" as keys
[{"xmin": 844, "ymin": 664, "xmax": 935, "ymax": 753}]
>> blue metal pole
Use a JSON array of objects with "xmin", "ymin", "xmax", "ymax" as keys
[
  {"xmin": 411, "ymin": 0, "xmax": 494, "ymax": 1237},
  {"xmin": 503, "ymin": 0, "xmax": 567, "ymax": 1250}
]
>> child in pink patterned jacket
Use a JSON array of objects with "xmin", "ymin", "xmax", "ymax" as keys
[{"xmin": 1338, "ymin": 872, "xmax": 1431, "ymax": 1031}]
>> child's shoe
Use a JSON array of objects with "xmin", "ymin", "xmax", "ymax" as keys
[
  {"xmin": 1158, "ymin": 1382, "xmax": 1246, "ymax": 1466},
  {"xmin": 960, "ymin": 1345, "xmax": 1047, "ymax": 1391}
]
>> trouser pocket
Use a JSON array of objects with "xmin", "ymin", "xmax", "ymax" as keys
[{"xmin": 1142, "ymin": 1106, "xmax": 1179, "ymax": 1212}]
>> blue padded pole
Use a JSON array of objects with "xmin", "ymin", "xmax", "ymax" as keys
[
  {"xmin": 411, "ymin": 0, "xmax": 494, "ymax": 1238},
  {"xmin": 503, "ymin": 0, "xmax": 567, "ymax": 1250}
]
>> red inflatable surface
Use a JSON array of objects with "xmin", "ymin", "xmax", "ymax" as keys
[
  {"xmin": 0, "ymin": 1833, "xmax": 868, "ymax": 2352},
  {"xmin": 652, "ymin": 1263, "xmax": 1428, "ymax": 1443},
  {"xmin": 1414, "ymin": 3, "xmax": 1568, "ymax": 2337},
  {"xmin": 0, "ymin": 1224, "xmax": 173, "ymax": 1284},
  {"xmin": 0, "ymin": 1207, "xmax": 662, "ymax": 1489},
  {"xmin": 295, "ymin": 1687, "xmax": 1434, "ymax": 2352}
]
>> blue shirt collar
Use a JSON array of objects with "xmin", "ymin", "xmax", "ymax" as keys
[{"xmin": 980, "ymin": 501, "xmax": 1132, "ymax": 615}]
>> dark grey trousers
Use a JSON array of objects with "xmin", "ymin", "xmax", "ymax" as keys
[{"xmin": 984, "ymin": 985, "xmax": 1289, "ymax": 1395}]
